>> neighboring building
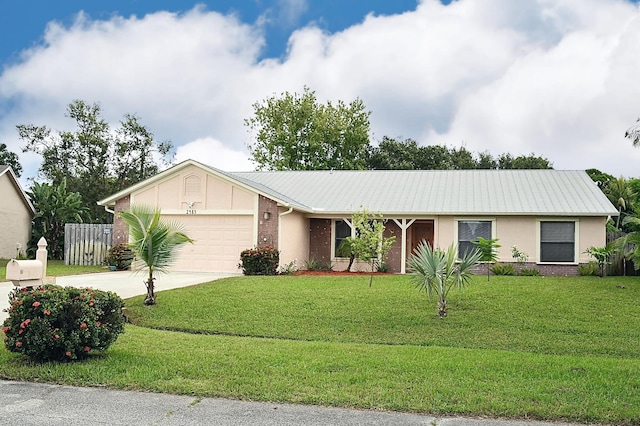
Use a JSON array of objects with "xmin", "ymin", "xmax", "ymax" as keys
[
  {"xmin": 98, "ymin": 159, "xmax": 618, "ymax": 275},
  {"xmin": 0, "ymin": 165, "xmax": 35, "ymax": 259}
]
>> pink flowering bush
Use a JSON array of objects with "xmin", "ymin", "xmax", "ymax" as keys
[
  {"xmin": 2, "ymin": 285, "xmax": 125, "ymax": 362},
  {"xmin": 239, "ymin": 246, "xmax": 280, "ymax": 275}
]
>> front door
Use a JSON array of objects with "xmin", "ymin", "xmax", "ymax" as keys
[{"xmin": 409, "ymin": 220, "xmax": 434, "ymax": 255}]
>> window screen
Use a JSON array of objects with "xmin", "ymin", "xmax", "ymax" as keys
[
  {"xmin": 540, "ymin": 221, "xmax": 575, "ymax": 262},
  {"xmin": 458, "ymin": 220, "xmax": 491, "ymax": 257}
]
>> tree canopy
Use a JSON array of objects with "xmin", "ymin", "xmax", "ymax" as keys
[
  {"xmin": 0, "ymin": 143, "xmax": 22, "ymax": 177},
  {"xmin": 245, "ymin": 87, "xmax": 371, "ymax": 170},
  {"xmin": 18, "ymin": 100, "xmax": 173, "ymax": 223},
  {"xmin": 366, "ymin": 137, "xmax": 553, "ymax": 170}
]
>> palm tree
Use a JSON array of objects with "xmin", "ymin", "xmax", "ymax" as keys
[
  {"xmin": 407, "ymin": 242, "xmax": 481, "ymax": 317},
  {"xmin": 605, "ymin": 177, "xmax": 635, "ymax": 229},
  {"xmin": 118, "ymin": 204, "xmax": 193, "ymax": 305},
  {"xmin": 615, "ymin": 216, "xmax": 640, "ymax": 273}
]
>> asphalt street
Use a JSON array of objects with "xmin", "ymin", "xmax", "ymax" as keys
[{"xmin": 0, "ymin": 380, "xmax": 585, "ymax": 426}]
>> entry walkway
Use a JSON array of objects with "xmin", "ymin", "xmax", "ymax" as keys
[{"xmin": 0, "ymin": 270, "xmax": 236, "ymax": 322}]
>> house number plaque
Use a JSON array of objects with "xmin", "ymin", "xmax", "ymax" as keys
[{"xmin": 186, "ymin": 201, "xmax": 197, "ymax": 215}]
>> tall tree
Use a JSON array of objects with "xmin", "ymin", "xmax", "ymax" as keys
[
  {"xmin": 367, "ymin": 137, "xmax": 421, "ymax": 170},
  {"xmin": 18, "ymin": 100, "xmax": 173, "ymax": 222},
  {"xmin": 245, "ymin": 87, "xmax": 371, "ymax": 170},
  {"xmin": 366, "ymin": 137, "xmax": 552, "ymax": 171},
  {"xmin": 118, "ymin": 204, "xmax": 193, "ymax": 305},
  {"xmin": 27, "ymin": 179, "xmax": 89, "ymax": 259},
  {"xmin": 0, "ymin": 143, "xmax": 22, "ymax": 177},
  {"xmin": 497, "ymin": 153, "xmax": 553, "ymax": 169}
]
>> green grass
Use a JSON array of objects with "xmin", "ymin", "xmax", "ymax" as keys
[
  {"xmin": 0, "ymin": 259, "xmax": 106, "ymax": 282},
  {"xmin": 1, "ymin": 275, "xmax": 640, "ymax": 424}
]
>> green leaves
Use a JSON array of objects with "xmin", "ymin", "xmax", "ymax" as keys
[
  {"xmin": 407, "ymin": 242, "xmax": 480, "ymax": 317},
  {"xmin": 118, "ymin": 204, "xmax": 193, "ymax": 304},
  {"xmin": 348, "ymin": 208, "xmax": 396, "ymax": 286},
  {"xmin": 18, "ymin": 100, "xmax": 173, "ymax": 223},
  {"xmin": 245, "ymin": 86, "xmax": 371, "ymax": 171},
  {"xmin": 27, "ymin": 179, "xmax": 89, "ymax": 259}
]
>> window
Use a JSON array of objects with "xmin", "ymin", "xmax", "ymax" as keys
[
  {"xmin": 540, "ymin": 221, "xmax": 575, "ymax": 262},
  {"xmin": 458, "ymin": 220, "xmax": 492, "ymax": 257},
  {"xmin": 334, "ymin": 220, "xmax": 352, "ymax": 255}
]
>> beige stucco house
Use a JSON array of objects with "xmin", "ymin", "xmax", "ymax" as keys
[
  {"xmin": 98, "ymin": 159, "xmax": 618, "ymax": 276},
  {"xmin": 0, "ymin": 166, "xmax": 35, "ymax": 259}
]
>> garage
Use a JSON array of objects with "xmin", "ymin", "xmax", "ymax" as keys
[{"xmin": 165, "ymin": 214, "xmax": 254, "ymax": 273}]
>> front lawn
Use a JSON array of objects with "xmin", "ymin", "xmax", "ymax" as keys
[{"xmin": 1, "ymin": 275, "xmax": 639, "ymax": 425}]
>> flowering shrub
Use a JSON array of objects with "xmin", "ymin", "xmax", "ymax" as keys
[
  {"xmin": 239, "ymin": 246, "xmax": 279, "ymax": 275},
  {"xmin": 104, "ymin": 244, "xmax": 134, "ymax": 270},
  {"xmin": 2, "ymin": 285, "xmax": 125, "ymax": 362}
]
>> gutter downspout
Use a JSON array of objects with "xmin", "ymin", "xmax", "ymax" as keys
[{"xmin": 277, "ymin": 207, "xmax": 294, "ymax": 261}]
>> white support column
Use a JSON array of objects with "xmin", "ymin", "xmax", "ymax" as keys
[{"xmin": 393, "ymin": 218, "xmax": 416, "ymax": 274}]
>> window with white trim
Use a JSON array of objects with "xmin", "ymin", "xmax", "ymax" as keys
[
  {"xmin": 334, "ymin": 220, "xmax": 352, "ymax": 256},
  {"xmin": 457, "ymin": 220, "xmax": 492, "ymax": 258},
  {"xmin": 540, "ymin": 221, "xmax": 575, "ymax": 262}
]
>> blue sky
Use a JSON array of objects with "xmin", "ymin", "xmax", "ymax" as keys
[
  {"xmin": 1, "ymin": 0, "xmax": 639, "ymax": 184},
  {"xmin": 1, "ymin": 1, "xmax": 426, "ymax": 64}
]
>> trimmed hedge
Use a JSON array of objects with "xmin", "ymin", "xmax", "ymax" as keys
[
  {"xmin": 2, "ymin": 285, "xmax": 125, "ymax": 362},
  {"xmin": 239, "ymin": 246, "xmax": 280, "ymax": 275}
]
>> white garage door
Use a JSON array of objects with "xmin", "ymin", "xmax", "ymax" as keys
[{"xmin": 163, "ymin": 214, "xmax": 254, "ymax": 273}]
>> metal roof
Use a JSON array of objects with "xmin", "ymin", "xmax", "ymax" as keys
[{"xmin": 230, "ymin": 169, "xmax": 618, "ymax": 216}]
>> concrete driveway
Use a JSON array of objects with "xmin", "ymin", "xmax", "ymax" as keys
[{"xmin": 0, "ymin": 270, "xmax": 237, "ymax": 323}]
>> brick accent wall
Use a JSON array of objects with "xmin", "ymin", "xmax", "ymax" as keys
[
  {"xmin": 383, "ymin": 220, "xmax": 402, "ymax": 273},
  {"xmin": 258, "ymin": 196, "xmax": 279, "ymax": 249},
  {"xmin": 309, "ymin": 218, "xmax": 331, "ymax": 262},
  {"xmin": 112, "ymin": 195, "xmax": 130, "ymax": 245}
]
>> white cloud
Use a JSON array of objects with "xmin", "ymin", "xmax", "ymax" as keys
[
  {"xmin": 1, "ymin": 0, "xmax": 640, "ymax": 185},
  {"xmin": 175, "ymin": 137, "xmax": 254, "ymax": 171}
]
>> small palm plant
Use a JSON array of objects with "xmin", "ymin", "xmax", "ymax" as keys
[
  {"xmin": 118, "ymin": 204, "xmax": 194, "ymax": 305},
  {"xmin": 407, "ymin": 242, "xmax": 480, "ymax": 318}
]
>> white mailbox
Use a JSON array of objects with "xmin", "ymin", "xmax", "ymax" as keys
[{"xmin": 6, "ymin": 259, "xmax": 44, "ymax": 287}]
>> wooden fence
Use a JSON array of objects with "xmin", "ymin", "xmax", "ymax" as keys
[
  {"xmin": 606, "ymin": 231, "xmax": 637, "ymax": 276},
  {"xmin": 64, "ymin": 224, "xmax": 113, "ymax": 266}
]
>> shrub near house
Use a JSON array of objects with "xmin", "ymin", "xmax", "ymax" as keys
[
  {"xmin": 239, "ymin": 246, "xmax": 280, "ymax": 275},
  {"xmin": 2, "ymin": 285, "xmax": 125, "ymax": 362}
]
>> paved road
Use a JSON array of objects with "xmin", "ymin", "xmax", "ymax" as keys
[{"xmin": 0, "ymin": 380, "xmax": 582, "ymax": 426}]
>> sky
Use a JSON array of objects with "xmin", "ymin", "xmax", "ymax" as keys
[{"xmin": 1, "ymin": 0, "xmax": 639, "ymax": 187}]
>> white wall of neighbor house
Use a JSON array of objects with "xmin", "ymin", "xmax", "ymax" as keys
[
  {"xmin": 577, "ymin": 216, "xmax": 608, "ymax": 263},
  {"xmin": 279, "ymin": 209, "xmax": 309, "ymax": 269},
  {"xmin": 0, "ymin": 175, "xmax": 32, "ymax": 259}
]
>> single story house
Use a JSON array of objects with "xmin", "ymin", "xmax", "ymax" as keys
[
  {"xmin": 0, "ymin": 165, "xmax": 35, "ymax": 259},
  {"xmin": 98, "ymin": 159, "xmax": 618, "ymax": 275}
]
